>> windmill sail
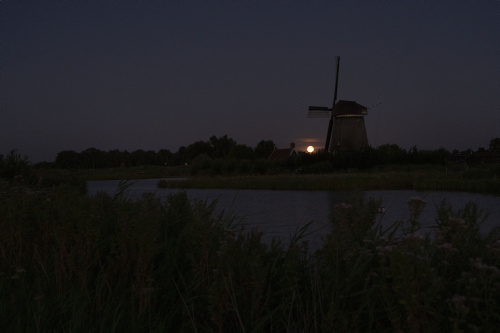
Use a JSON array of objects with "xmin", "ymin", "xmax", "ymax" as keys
[
  {"xmin": 307, "ymin": 110, "xmax": 331, "ymax": 118},
  {"xmin": 324, "ymin": 56, "xmax": 340, "ymax": 151},
  {"xmin": 307, "ymin": 106, "xmax": 331, "ymax": 118}
]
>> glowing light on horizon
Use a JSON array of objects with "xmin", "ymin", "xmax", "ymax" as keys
[{"xmin": 307, "ymin": 146, "xmax": 314, "ymax": 153}]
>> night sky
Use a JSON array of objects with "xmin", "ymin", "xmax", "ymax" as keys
[{"xmin": 2, "ymin": 1, "xmax": 499, "ymax": 163}]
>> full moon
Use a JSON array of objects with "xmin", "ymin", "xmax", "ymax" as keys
[{"xmin": 307, "ymin": 146, "xmax": 314, "ymax": 153}]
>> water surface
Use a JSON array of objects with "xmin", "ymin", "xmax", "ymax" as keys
[{"xmin": 87, "ymin": 179, "xmax": 500, "ymax": 248}]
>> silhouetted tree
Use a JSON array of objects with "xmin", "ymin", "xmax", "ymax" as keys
[
  {"xmin": 175, "ymin": 146, "xmax": 187, "ymax": 165},
  {"xmin": 55, "ymin": 150, "xmax": 81, "ymax": 169},
  {"xmin": 209, "ymin": 135, "xmax": 236, "ymax": 158},
  {"xmin": 158, "ymin": 149, "xmax": 173, "ymax": 166},
  {"xmin": 408, "ymin": 146, "xmax": 420, "ymax": 164},
  {"xmin": 145, "ymin": 150, "xmax": 159, "ymax": 165},
  {"xmin": 185, "ymin": 140, "xmax": 213, "ymax": 162},
  {"xmin": 254, "ymin": 140, "xmax": 275, "ymax": 159},
  {"xmin": 229, "ymin": 144, "xmax": 254, "ymax": 160},
  {"xmin": 131, "ymin": 149, "xmax": 149, "ymax": 166},
  {"xmin": 81, "ymin": 147, "xmax": 105, "ymax": 169},
  {"xmin": 489, "ymin": 137, "xmax": 500, "ymax": 154},
  {"xmin": 0, "ymin": 150, "xmax": 31, "ymax": 179},
  {"xmin": 106, "ymin": 149, "xmax": 126, "ymax": 168},
  {"xmin": 375, "ymin": 144, "xmax": 407, "ymax": 165}
]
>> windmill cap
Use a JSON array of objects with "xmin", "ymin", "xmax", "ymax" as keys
[{"xmin": 332, "ymin": 100, "xmax": 368, "ymax": 116}]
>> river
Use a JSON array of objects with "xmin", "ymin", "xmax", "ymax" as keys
[{"xmin": 87, "ymin": 179, "xmax": 500, "ymax": 248}]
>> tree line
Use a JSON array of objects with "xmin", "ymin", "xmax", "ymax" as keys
[
  {"xmin": 49, "ymin": 135, "xmax": 499, "ymax": 169},
  {"xmin": 51, "ymin": 135, "xmax": 276, "ymax": 169},
  {"xmin": 2, "ymin": 136, "xmax": 499, "ymax": 176}
]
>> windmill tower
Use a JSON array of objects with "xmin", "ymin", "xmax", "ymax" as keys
[{"xmin": 308, "ymin": 57, "xmax": 369, "ymax": 153}]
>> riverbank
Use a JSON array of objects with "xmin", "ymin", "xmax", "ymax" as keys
[
  {"xmin": 158, "ymin": 171, "xmax": 500, "ymax": 195},
  {"xmin": 73, "ymin": 165, "xmax": 190, "ymax": 180},
  {"xmin": 64, "ymin": 163, "xmax": 500, "ymax": 195}
]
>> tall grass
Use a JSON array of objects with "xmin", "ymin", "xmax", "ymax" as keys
[{"xmin": 1, "ymin": 181, "xmax": 499, "ymax": 331}]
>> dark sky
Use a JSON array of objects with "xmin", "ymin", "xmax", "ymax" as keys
[{"xmin": 2, "ymin": 1, "xmax": 499, "ymax": 162}]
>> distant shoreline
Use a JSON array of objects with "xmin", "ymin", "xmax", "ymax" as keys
[
  {"xmin": 67, "ymin": 164, "xmax": 500, "ymax": 195},
  {"xmin": 157, "ymin": 172, "xmax": 500, "ymax": 195}
]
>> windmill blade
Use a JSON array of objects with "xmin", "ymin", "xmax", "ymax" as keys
[
  {"xmin": 325, "ymin": 117, "xmax": 334, "ymax": 151},
  {"xmin": 307, "ymin": 106, "xmax": 331, "ymax": 118},
  {"xmin": 307, "ymin": 110, "xmax": 331, "ymax": 118},
  {"xmin": 308, "ymin": 106, "xmax": 330, "ymax": 111},
  {"xmin": 332, "ymin": 56, "xmax": 340, "ymax": 108},
  {"xmin": 324, "ymin": 56, "xmax": 340, "ymax": 151}
]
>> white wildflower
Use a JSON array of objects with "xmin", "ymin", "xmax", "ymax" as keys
[
  {"xmin": 376, "ymin": 245, "xmax": 394, "ymax": 256},
  {"xmin": 451, "ymin": 294, "xmax": 466, "ymax": 303},
  {"xmin": 334, "ymin": 203, "xmax": 352, "ymax": 210},
  {"xmin": 376, "ymin": 237, "xmax": 388, "ymax": 245},
  {"xmin": 402, "ymin": 232, "xmax": 424, "ymax": 242},
  {"xmin": 438, "ymin": 243, "xmax": 458, "ymax": 254},
  {"xmin": 408, "ymin": 197, "xmax": 428, "ymax": 205},
  {"xmin": 447, "ymin": 294, "xmax": 469, "ymax": 313},
  {"xmin": 449, "ymin": 217, "xmax": 467, "ymax": 229}
]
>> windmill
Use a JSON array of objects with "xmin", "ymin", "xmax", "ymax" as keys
[{"xmin": 308, "ymin": 57, "xmax": 369, "ymax": 153}]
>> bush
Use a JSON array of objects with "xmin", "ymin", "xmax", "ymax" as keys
[
  {"xmin": 0, "ymin": 150, "xmax": 31, "ymax": 180},
  {"xmin": 190, "ymin": 153, "xmax": 213, "ymax": 176}
]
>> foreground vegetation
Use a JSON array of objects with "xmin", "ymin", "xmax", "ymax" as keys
[{"xmin": 1, "ymin": 177, "xmax": 500, "ymax": 331}]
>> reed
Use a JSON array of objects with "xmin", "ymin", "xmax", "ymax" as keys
[{"xmin": 1, "ymin": 180, "xmax": 499, "ymax": 331}]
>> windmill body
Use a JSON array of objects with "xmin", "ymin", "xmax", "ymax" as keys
[
  {"xmin": 330, "ymin": 100, "xmax": 368, "ymax": 153},
  {"xmin": 307, "ymin": 57, "xmax": 369, "ymax": 153}
]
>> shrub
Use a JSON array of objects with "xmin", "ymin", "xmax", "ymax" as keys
[{"xmin": 0, "ymin": 150, "xmax": 31, "ymax": 180}]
